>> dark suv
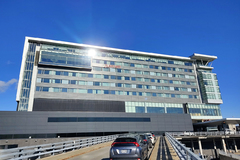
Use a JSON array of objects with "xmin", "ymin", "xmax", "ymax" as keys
[{"xmin": 110, "ymin": 135, "xmax": 148, "ymax": 160}]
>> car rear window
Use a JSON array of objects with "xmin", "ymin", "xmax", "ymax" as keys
[
  {"xmin": 113, "ymin": 138, "xmax": 137, "ymax": 146},
  {"xmin": 115, "ymin": 138, "xmax": 137, "ymax": 142}
]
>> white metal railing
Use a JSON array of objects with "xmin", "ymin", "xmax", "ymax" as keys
[
  {"xmin": 165, "ymin": 132, "xmax": 204, "ymax": 160},
  {"xmin": 168, "ymin": 131, "xmax": 240, "ymax": 137},
  {"xmin": 0, "ymin": 135, "xmax": 118, "ymax": 160}
]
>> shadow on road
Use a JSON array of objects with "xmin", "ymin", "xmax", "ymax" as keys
[{"xmin": 101, "ymin": 158, "xmax": 109, "ymax": 160}]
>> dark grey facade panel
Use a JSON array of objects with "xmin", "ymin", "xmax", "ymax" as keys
[
  {"xmin": 0, "ymin": 111, "xmax": 193, "ymax": 136},
  {"xmin": 33, "ymin": 99, "xmax": 125, "ymax": 112}
]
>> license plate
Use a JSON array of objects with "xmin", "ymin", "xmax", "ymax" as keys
[{"xmin": 120, "ymin": 149, "xmax": 129, "ymax": 154}]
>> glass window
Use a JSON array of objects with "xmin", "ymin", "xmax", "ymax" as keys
[
  {"xmin": 149, "ymin": 65, "xmax": 154, "ymax": 69},
  {"xmin": 143, "ymin": 65, "xmax": 148, "ymax": 68},
  {"xmin": 87, "ymin": 81, "xmax": 93, "ymax": 86},
  {"xmin": 43, "ymin": 78, "xmax": 50, "ymax": 83},
  {"xmin": 102, "ymin": 82, "xmax": 110, "ymax": 86},
  {"xmin": 136, "ymin": 77, "xmax": 142, "ymax": 81},
  {"xmin": 63, "ymin": 72, "xmax": 68, "ymax": 76},
  {"xmin": 131, "ymin": 77, "xmax": 136, "ymax": 81},
  {"xmin": 145, "ymin": 85, "xmax": 150, "ymax": 89},
  {"xmin": 104, "ymin": 90, "xmax": 109, "ymax": 94},
  {"xmin": 110, "ymin": 90, "xmax": 115, "ymax": 94},
  {"xmin": 150, "ymin": 72, "xmax": 155, "ymax": 76},
  {"xmin": 117, "ymin": 76, "xmax": 122, "ymax": 80},
  {"xmin": 136, "ymin": 107, "xmax": 145, "ymax": 113},
  {"xmin": 116, "ymin": 83, "xmax": 122, "ymax": 87},
  {"xmin": 110, "ymin": 68, "xmax": 115, "ymax": 72},
  {"xmin": 93, "ymin": 67, "xmax": 102, "ymax": 71},
  {"xmin": 125, "ymin": 77, "xmax": 130, "ymax": 80},
  {"xmin": 93, "ymin": 89, "xmax": 102, "ymax": 94},
  {"xmin": 38, "ymin": 69, "xmax": 43, "ymax": 74},
  {"xmin": 88, "ymin": 74, "xmax": 93, "ymax": 78},
  {"xmin": 88, "ymin": 89, "xmax": 93, "ymax": 94},
  {"xmin": 79, "ymin": 81, "xmax": 85, "ymax": 85},
  {"xmin": 117, "ymin": 69, "xmax": 121, "ymax": 73},
  {"xmin": 152, "ymin": 93, "xmax": 157, "ymax": 97},
  {"xmin": 93, "ymin": 82, "xmax": 100, "ymax": 86},
  {"xmin": 55, "ymin": 79, "xmax": 61, "ymax": 83},
  {"xmin": 103, "ymin": 67, "xmax": 110, "ymax": 72},
  {"xmin": 130, "ymin": 70, "xmax": 136, "ymax": 74},
  {"xmin": 135, "ymin": 64, "xmax": 142, "ymax": 68},
  {"xmin": 62, "ymin": 88, "xmax": 67, "ymax": 92},
  {"xmin": 145, "ymin": 78, "xmax": 150, "ymax": 82},
  {"xmin": 125, "ymin": 84, "xmax": 131, "ymax": 88},
  {"xmin": 132, "ymin": 84, "xmax": 136, "ymax": 88},
  {"xmin": 79, "ymin": 89, "xmax": 87, "ymax": 93},
  {"xmin": 94, "ymin": 74, "xmax": 102, "ymax": 78},
  {"xmin": 147, "ymin": 107, "xmax": 165, "ymax": 113},
  {"xmin": 110, "ymin": 61, "xmax": 115, "ymax": 65},
  {"xmin": 104, "ymin": 75, "xmax": 109, "ymax": 79},
  {"xmin": 111, "ymin": 75, "xmax": 116, "ymax": 79},
  {"xmin": 138, "ymin": 92, "xmax": 143, "ymax": 96},
  {"xmin": 162, "ymin": 67, "xmax": 166, "ymax": 70},
  {"xmin": 167, "ymin": 108, "xmax": 183, "ymax": 114},
  {"xmin": 130, "ymin": 63, "xmax": 135, "ymax": 67},
  {"xmin": 56, "ymin": 71, "xmax": 61, "ymax": 75},
  {"xmin": 70, "ymin": 80, "xmax": 77, "ymax": 84},
  {"xmin": 136, "ymin": 70, "xmax": 142, "ymax": 74},
  {"xmin": 124, "ymin": 62, "xmax": 130, "ymax": 67},
  {"xmin": 132, "ymin": 92, "xmax": 137, "ymax": 95},
  {"xmin": 137, "ymin": 84, "xmax": 143, "ymax": 88},
  {"xmin": 143, "ymin": 71, "xmax": 149, "ymax": 75}
]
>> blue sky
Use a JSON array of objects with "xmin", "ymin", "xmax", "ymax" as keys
[{"xmin": 0, "ymin": 0, "xmax": 239, "ymax": 118}]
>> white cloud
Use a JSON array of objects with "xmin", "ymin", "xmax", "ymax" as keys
[{"xmin": 0, "ymin": 79, "xmax": 18, "ymax": 93}]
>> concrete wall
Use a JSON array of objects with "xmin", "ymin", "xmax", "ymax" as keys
[{"xmin": 0, "ymin": 111, "xmax": 193, "ymax": 138}]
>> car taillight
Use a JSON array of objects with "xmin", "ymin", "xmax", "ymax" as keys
[
  {"xmin": 111, "ymin": 142, "xmax": 116, "ymax": 147},
  {"xmin": 152, "ymin": 134, "xmax": 155, "ymax": 136},
  {"xmin": 134, "ymin": 142, "xmax": 140, "ymax": 147},
  {"xmin": 143, "ymin": 139, "xmax": 147, "ymax": 142}
]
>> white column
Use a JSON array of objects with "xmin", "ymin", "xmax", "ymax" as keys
[
  {"xmin": 233, "ymin": 139, "xmax": 238, "ymax": 153},
  {"xmin": 221, "ymin": 138, "xmax": 227, "ymax": 153},
  {"xmin": 198, "ymin": 139, "xmax": 203, "ymax": 157}
]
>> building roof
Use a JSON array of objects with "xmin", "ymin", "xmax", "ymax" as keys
[
  {"xmin": 26, "ymin": 37, "xmax": 216, "ymax": 62},
  {"xmin": 193, "ymin": 118, "xmax": 240, "ymax": 127},
  {"xmin": 190, "ymin": 53, "xmax": 217, "ymax": 62}
]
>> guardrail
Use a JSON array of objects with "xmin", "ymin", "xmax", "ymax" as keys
[
  {"xmin": 0, "ymin": 135, "xmax": 118, "ymax": 160},
  {"xmin": 168, "ymin": 131, "xmax": 240, "ymax": 137},
  {"xmin": 165, "ymin": 132, "xmax": 204, "ymax": 160}
]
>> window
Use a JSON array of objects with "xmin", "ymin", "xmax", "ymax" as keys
[
  {"xmin": 132, "ymin": 92, "xmax": 137, "ymax": 95},
  {"xmin": 125, "ymin": 84, "xmax": 131, "ymax": 88},
  {"xmin": 79, "ymin": 81, "xmax": 85, "ymax": 85},
  {"xmin": 117, "ymin": 76, "xmax": 122, "ymax": 80},
  {"xmin": 116, "ymin": 83, "xmax": 122, "ymax": 87},
  {"xmin": 125, "ymin": 77, "xmax": 130, "ymax": 80},
  {"xmin": 111, "ymin": 75, "xmax": 116, "ymax": 79},
  {"xmin": 62, "ymin": 88, "xmax": 67, "ymax": 92},
  {"xmin": 151, "ymin": 79, "xmax": 155, "ymax": 82},
  {"xmin": 145, "ymin": 78, "xmax": 150, "ymax": 82},
  {"xmin": 110, "ymin": 90, "xmax": 115, "ymax": 94},
  {"xmin": 130, "ymin": 63, "xmax": 135, "ymax": 67},
  {"xmin": 162, "ymin": 67, "xmax": 166, "ymax": 70},
  {"xmin": 154, "ymin": 66, "xmax": 159, "ymax": 69},
  {"xmin": 145, "ymin": 85, "xmax": 150, "ymax": 89},
  {"xmin": 124, "ymin": 69, "xmax": 130, "ymax": 74},
  {"xmin": 104, "ymin": 75, "xmax": 109, "ymax": 79},
  {"xmin": 70, "ymin": 80, "xmax": 77, "ymax": 84},
  {"xmin": 87, "ymin": 81, "xmax": 93, "ymax": 86},
  {"xmin": 55, "ymin": 79, "xmax": 61, "ymax": 83},
  {"xmin": 130, "ymin": 70, "xmax": 136, "ymax": 74},
  {"xmin": 150, "ymin": 72, "xmax": 155, "ymax": 76},
  {"xmin": 88, "ymin": 89, "xmax": 93, "ymax": 94},
  {"xmin": 102, "ymin": 82, "xmax": 110, "ymax": 86},
  {"xmin": 88, "ymin": 74, "xmax": 93, "ymax": 78},
  {"xmin": 93, "ymin": 67, "xmax": 102, "ymax": 71},
  {"xmin": 143, "ymin": 71, "xmax": 149, "ymax": 75},
  {"xmin": 131, "ymin": 77, "xmax": 136, "ymax": 81},
  {"xmin": 110, "ymin": 61, "xmax": 115, "ymax": 65},
  {"xmin": 147, "ymin": 107, "xmax": 165, "ymax": 113},
  {"xmin": 136, "ymin": 70, "xmax": 142, "ymax": 74},
  {"xmin": 104, "ymin": 90, "xmax": 109, "ymax": 94},
  {"xmin": 117, "ymin": 69, "xmax": 121, "ymax": 73},
  {"xmin": 149, "ymin": 65, "xmax": 154, "ymax": 69},
  {"xmin": 93, "ymin": 82, "xmax": 100, "ymax": 86},
  {"xmin": 137, "ymin": 84, "xmax": 143, "ymax": 88},
  {"xmin": 136, "ymin": 77, "xmax": 142, "ymax": 81}
]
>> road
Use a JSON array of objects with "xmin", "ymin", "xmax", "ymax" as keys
[{"xmin": 68, "ymin": 142, "xmax": 155, "ymax": 160}]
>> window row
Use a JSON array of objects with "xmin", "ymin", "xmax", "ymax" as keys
[
  {"xmin": 92, "ymin": 59, "xmax": 193, "ymax": 73},
  {"xmin": 92, "ymin": 66, "xmax": 195, "ymax": 79},
  {"xmin": 36, "ymin": 86, "xmax": 199, "ymax": 99},
  {"xmin": 189, "ymin": 108, "xmax": 221, "ymax": 116},
  {"xmin": 37, "ymin": 78, "xmax": 198, "ymax": 92},
  {"xmin": 94, "ymin": 51, "xmax": 193, "ymax": 66},
  {"xmin": 38, "ymin": 69, "xmax": 197, "ymax": 86},
  {"xmin": 126, "ymin": 106, "xmax": 183, "ymax": 114}
]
